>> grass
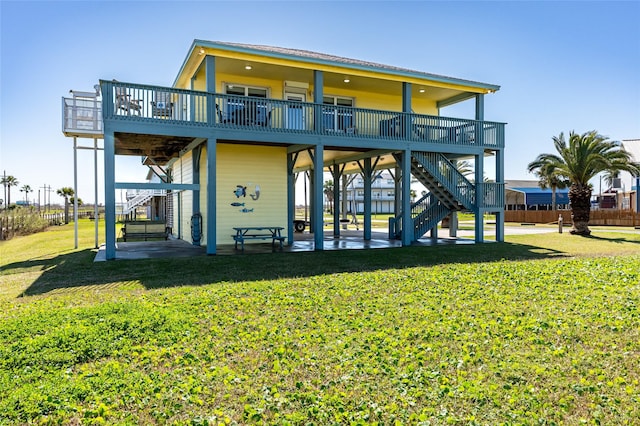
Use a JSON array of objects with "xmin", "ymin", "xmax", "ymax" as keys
[{"xmin": 1, "ymin": 220, "xmax": 639, "ymax": 424}]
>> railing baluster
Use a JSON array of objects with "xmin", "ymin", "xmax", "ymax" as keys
[{"xmin": 96, "ymin": 81, "xmax": 504, "ymax": 148}]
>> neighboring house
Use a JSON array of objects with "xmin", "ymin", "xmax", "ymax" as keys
[
  {"xmin": 505, "ymin": 180, "xmax": 569, "ymax": 211},
  {"xmin": 345, "ymin": 171, "xmax": 397, "ymax": 215},
  {"xmin": 64, "ymin": 40, "xmax": 506, "ymax": 259},
  {"xmin": 123, "ymin": 166, "xmax": 169, "ymax": 221}
]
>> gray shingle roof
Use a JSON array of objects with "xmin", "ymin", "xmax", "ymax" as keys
[{"xmin": 195, "ymin": 40, "xmax": 500, "ymax": 91}]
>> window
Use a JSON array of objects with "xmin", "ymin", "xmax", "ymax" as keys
[
  {"xmin": 322, "ymin": 96, "xmax": 354, "ymax": 132},
  {"xmin": 223, "ymin": 84, "xmax": 269, "ymax": 125}
]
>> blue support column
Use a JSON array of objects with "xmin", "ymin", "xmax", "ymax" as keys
[
  {"xmin": 314, "ymin": 71, "xmax": 323, "ymax": 132},
  {"xmin": 206, "ymin": 138, "xmax": 217, "ymax": 255},
  {"xmin": 401, "ymin": 149, "xmax": 412, "ymax": 246},
  {"xmin": 475, "ymin": 94, "xmax": 485, "ymax": 120},
  {"xmin": 103, "ymin": 129, "xmax": 116, "ymax": 260},
  {"xmin": 287, "ymin": 153, "xmax": 296, "ymax": 244},
  {"xmin": 402, "ymin": 82, "xmax": 412, "ymax": 138},
  {"xmin": 363, "ymin": 158, "xmax": 372, "ymax": 240},
  {"xmin": 475, "ymin": 153, "xmax": 484, "ymax": 243},
  {"xmin": 495, "ymin": 148, "xmax": 505, "ymax": 242},
  {"xmin": 331, "ymin": 165, "xmax": 343, "ymax": 236},
  {"xmin": 475, "ymin": 94, "xmax": 486, "ymax": 243},
  {"xmin": 313, "ymin": 144, "xmax": 324, "ymax": 250},
  {"xmin": 205, "ymin": 55, "xmax": 216, "ymax": 93},
  {"xmin": 192, "ymin": 146, "xmax": 201, "ymax": 246}
]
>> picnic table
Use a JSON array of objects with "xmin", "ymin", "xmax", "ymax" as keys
[{"xmin": 232, "ymin": 226, "xmax": 285, "ymax": 252}]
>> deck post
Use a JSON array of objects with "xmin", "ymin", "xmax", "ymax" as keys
[
  {"xmin": 192, "ymin": 145, "xmax": 201, "ymax": 246},
  {"xmin": 313, "ymin": 144, "xmax": 324, "ymax": 250},
  {"xmin": 475, "ymin": 152, "xmax": 484, "ymax": 243},
  {"xmin": 475, "ymin": 84, "xmax": 486, "ymax": 236},
  {"xmin": 287, "ymin": 153, "xmax": 296, "ymax": 244},
  {"xmin": 495, "ymin": 148, "xmax": 505, "ymax": 242},
  {"xmin": 402, "ymin": 82, "xmax": 412, "ymax": 138},
  {"xmin": 103, "ymin": 128, "xmax": 116, "ymax": 260},
  {"xmin": 363, "ymin": 158, "xmax": 372, "ymax": 240},
  {"xmin": 205, "ymin": 56, "xmax": 216, "ymax": 125},
  {"xmin": 313, "ymin": 71, "xmax": 323, "ymax": 132},
  {"xmin": 206, "ymin": 137, "xmax": 217, "ymax": 254},
  {"xmin": 401, "ymin": 149, "xmax": 412, "ymax": 246},
  {"xmin": 331, "ymin": 164, "xmax": 343, "ymax": 236}
]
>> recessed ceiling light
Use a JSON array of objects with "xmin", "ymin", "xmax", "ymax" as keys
[
  {"xmin": 245, "ymin": 65, "xmax": 252, "ymax": 70},
  {"xmin": 419, "ymin": 88, "xmax": 425, "ymax": 93},
  {"xmin": 344, "ymin": 78, "xmax": 350, "ymax": 83},
  {"xmin": 199, "ymin": 47, "xmax": 205, "ymax": 55}
]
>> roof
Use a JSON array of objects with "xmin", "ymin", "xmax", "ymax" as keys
[
  {"xmin": 507, "ymin": 187, "xmax": 569, "ymax": 205},
  {"xmin": 186, "ymin": 40, "xmax": 501, "ymax": 92},
  {"xmin": 622, "ymin": 139, "xmax": 640, "ymax": 162}
]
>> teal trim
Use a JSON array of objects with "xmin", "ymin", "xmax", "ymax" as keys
[
  {"xmin": 331, "ymin": 164, "xmax": 344, "ymax": 236},
  {"xmin": 437, "ymin": 92, "xmax": 477, "ymax": 109},
  {"xmin": 206, "ymin": 138, "xmax": 217, "ymax": 254},
  {"xmin": 287, "ymin": 153, "xmax": 297, "ymax": 244},
  {"xmin": 361, "ymin": 158, "xmax": 372, "ymax": 241},
  {"xmin": 314, "ymin": 70, "xmax": 323, "ymax": 132},
  {"xmin": 205, "ymin": 56, "xmax": 216, "ymax": 93},
  {"xmin": 100, "ymin": 81, "xmax": 506, "ymax": 150},
  {"xmin": 192, "ymin": 145, "xmax": 201, "ymax": 244},
  {"xmin": 104, "ymin": 130, "xmax": 116, "ymax": 260},
  {"xmin": 401, "ymin": 150, "xmax": 412, "ymax": 246},
  {"xmin": 114, "ymin": 182, "xmax": 199, "ymax": 190},
  {"xmin": 313, "ymin": 145, "xmax": 324, "ymax": 250},
  {"xmin": 475, "ymin": 152, "xmax": 484, "ymax": 243},
  {"xmin": 475, "ymin": 94, "xmax": 484, "ymax": 121},
  {"xmin": 188, "ymin": 40, "xmax": 501, "ymax": 92}
]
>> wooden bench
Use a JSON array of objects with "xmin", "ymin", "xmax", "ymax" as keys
[
  {"xmin": 122, "ymin": 221, "xmax": 168, "ymax": 241},
  {"xmin": 232, "ymin": 226, "xmax": 285, "ymax": 252}
]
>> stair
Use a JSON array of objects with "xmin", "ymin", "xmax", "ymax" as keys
[
  {"xmin": 390, "ymin": 151, "xmax": 476, "ymax": 241},
  {"xmin": 123, "ymin": 190, "xmax": 165, "ymax": 214}
]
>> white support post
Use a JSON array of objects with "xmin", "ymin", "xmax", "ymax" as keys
[{"xmin": 73, "ymin": 137, "xmax": 78, "ymax": 249}]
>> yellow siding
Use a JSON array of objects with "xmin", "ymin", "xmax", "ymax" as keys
[
  {"xmin": 216, "ymin": 144, "xmax": 287, "ymax": 245},
  {"xmin": 173, "ymin": 152, "xmax": 194, "ymax": 243},
  {"xmin": 190, "ymin": 49, "xmax": 485, "ymax": 93},
  {"xmin": 192, "ymin": 72, "xmax": 438, "ymax": 117}
]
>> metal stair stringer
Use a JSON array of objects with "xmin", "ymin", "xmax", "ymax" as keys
[{"xmin": 410, "ymin": 151, "xmax": 476, "ymax": 211}]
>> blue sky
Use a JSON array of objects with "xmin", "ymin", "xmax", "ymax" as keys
[{"xmin": 1, "ymin": 0, "xmax": 639, "ymax": 206}]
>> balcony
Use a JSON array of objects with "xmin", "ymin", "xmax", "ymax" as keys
[{"xmin": 97, "ymin": 81, "xmax": 505, "ymax": 150}]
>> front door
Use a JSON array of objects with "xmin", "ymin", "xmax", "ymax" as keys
[{"xmin": 284, "ymin": 92, "xmax": 306, "ymax": 130}]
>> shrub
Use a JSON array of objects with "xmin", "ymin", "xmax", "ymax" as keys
[{"xmin": 0, "ymin": 208, "xmax": 50, "ymax": 240}]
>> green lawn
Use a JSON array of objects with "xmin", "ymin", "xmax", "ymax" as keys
[{"xmin": 1, "ymin": 220, "xmax": 639, "ymax": 424}]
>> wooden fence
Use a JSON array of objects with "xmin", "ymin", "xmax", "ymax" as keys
[{"xmin": 504, "ymin": 209, "xmax": 640, "ymax": 227}]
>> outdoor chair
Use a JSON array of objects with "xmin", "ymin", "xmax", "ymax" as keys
[
  {"xmin": 151, "ymin": 91, "xmax": 174, "ymax": 118},
  {"xmin": 115, "ymin": 86, "xmax": 142, "ymax": 115}
]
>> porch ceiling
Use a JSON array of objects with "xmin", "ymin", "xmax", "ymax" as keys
[
  {"xmin": 115, "ymin": 132, "xmax": 196, "ymax": 165},
  {"xmin": 211, "ymin": 57, "xmax": 474, "ymax": 101}
]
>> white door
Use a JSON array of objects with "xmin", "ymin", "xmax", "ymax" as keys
[{"xmin": 285, "ymin": 92, "xmax": 305, "ymax": 130}]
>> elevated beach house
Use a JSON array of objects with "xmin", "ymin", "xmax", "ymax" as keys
[{"xmin": 64, "ymin": 40, "xmax": 505, "ymax": 259}]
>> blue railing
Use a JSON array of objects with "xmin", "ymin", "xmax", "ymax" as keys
[
  {"xmin": 100, "ymin": 80, "xmax": 505, "ymax": 148},
  {"xmin": 412, "ymin": 152, "xmax": 476, "ymax": 210}
]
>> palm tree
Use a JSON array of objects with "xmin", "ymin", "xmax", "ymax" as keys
[
  {"xmin": 20, "ymin": 184, "xmax": 33, "ymax": 206},
  {"xmin": 1, "ymin": 175, "xmax": 18, "ymax": 208},
  {"xmin": 323, "ymin": 179, "xmax": 334, "ymax": 213},
  {"xmin": 57, "ymin": 187, "xmax": 75, "ymax": 224},
  {"xmin": 527, "ymin": 159, "xmax": 569, "ymax": 211},
  {"xmin": 529, "ymin": 130, "xmax": 640, "ymax": 235}
]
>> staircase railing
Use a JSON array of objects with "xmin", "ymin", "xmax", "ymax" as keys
[
  {"xmin": 412, "ymin": 152, "xmax": 476, "ymax": 210},
  {"xmin": 124, "ymin": 189, "xmax": 165, "ymax": 214}
]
